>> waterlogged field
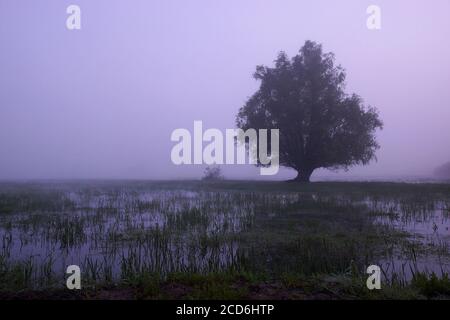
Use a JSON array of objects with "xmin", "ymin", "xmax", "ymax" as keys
[{"xmin": 0, "ymin": 181, "xmax": 449, "ymax": 299}]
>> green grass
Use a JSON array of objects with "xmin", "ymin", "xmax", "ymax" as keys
[{"xmin": 0, "ymin": 180, "xmax": 449, "ymax": 299}]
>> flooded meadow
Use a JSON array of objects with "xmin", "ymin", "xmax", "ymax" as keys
[{"xmin": 0, "ymin": 181, "xmax": 449, "ymax": 299}]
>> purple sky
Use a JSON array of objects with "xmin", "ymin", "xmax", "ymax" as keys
[{"xmin": 1, "ymin": 0, "xmax": 450, "ymax": 180}]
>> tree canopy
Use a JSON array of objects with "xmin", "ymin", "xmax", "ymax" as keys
[{"xmin": 236, "ymin": 41, "xmax": 383, "ymax": 182}]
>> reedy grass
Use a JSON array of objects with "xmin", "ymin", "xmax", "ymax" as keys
[{"xmin": 0, "ymin": 181, "xmax": 448, "ymax": 298}]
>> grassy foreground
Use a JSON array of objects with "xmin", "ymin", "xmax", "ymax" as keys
[{"xmin": 0, "ymin": 180, "xmax": 449, "ymax": 299}]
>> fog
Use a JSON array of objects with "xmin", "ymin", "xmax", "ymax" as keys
[{"xmin": 1, "ymin": 0, "xmax": 449, "ymax": 180}]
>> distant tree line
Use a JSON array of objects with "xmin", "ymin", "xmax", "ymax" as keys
[{"xmin": 434, "ymin": 162, "xmax": 450, "ymax": 179}]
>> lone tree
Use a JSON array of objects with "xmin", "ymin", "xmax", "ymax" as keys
[{"xmin": 236, "ymin": 41, "xmax": 383, "ymax": 182}]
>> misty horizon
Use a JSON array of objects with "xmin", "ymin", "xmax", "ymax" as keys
[{"xmin": 1, "ymin": 0, "xmax": 450, "ymax": 180}]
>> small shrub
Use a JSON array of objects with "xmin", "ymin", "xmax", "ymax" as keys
[{"xmin": 201, "ymin": 166, "xmax": 224, "ymax": 181}]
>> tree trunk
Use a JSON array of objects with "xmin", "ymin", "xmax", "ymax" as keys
[{"xmin": 290, "ymin": 169, "xmax": 314, "ymax": 183}]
